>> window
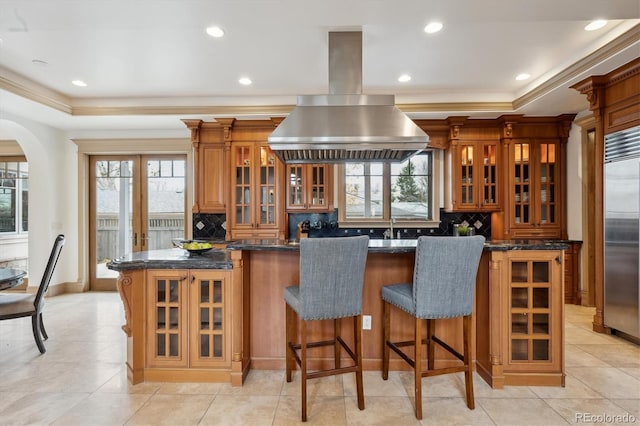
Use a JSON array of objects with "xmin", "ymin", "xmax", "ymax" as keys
[
  {"xmin": 0, "ymin": 159, "xmax": 28, "ymax": 234},
  {"xmin": 339, "ymin": 150, "xmax": 439, "ymax": 225}
]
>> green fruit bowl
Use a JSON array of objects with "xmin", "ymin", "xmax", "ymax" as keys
[{"xmin": 172, "ymin": 239, "xmax": 213, "ymax": 255}]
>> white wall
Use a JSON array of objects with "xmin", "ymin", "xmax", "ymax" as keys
[
  {"xmin": 0, "ymin": 113, "xmax": 79, "ymax": 291},
  {"xmin": 566, "ymin": 123, "xmax": 583, "ymax": 241}
]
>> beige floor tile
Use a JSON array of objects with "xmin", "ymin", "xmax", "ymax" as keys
[
  {"xmin": 567, "ymin": 367, "xmax": 640, "ymax": 399},
  {"xmin": 610, "ymin": 398, "xmax": 640, "ymax": 418},
  {"xmin": 477, "ymin": 398, "xmax": 569, "ymax": 425},
  {"xmin": 420, "ymin": 397, "xmax": 496, "ymax": 425},
  {"xmin": 620, "ymin": 367, "xmax": 640, "ymax": 381},
  {"xmin": 0, "ymin": 392, "xmax": 89, "ymax": 425},
  {"xmin": 528, "ymin": 376, "xmax": 603, "ymax": 399},
  {"xmin": 398, "ymin": 371, "xmax": 470, "ymax": 398},
  {"xmin": 51, "ymin": 392, "xmax": 152, "ymax": 425},
  {"xmin": 564, "ymin": 325, "xmax": 623, "ymax": 345},
  {"xmin": 156, "ymin": 382, "xmax": 224, "ymax": 395},
  {"xmin": 273, "ymin": 395, "xmax": 347, "ymax": 425},
  {"xmin": 343, "ymin": 371, "xmax": 409, "ymax": 397},
  {"xmin": 217, "ymin": 369, "xmax": 284, "ymax": 396},
  {"xmin": 575, "ymin": 344, "xmax": 640, "ymax": 368},
  {"xmin": 95, "ymin": 367, "xmax": 162, "ymax": 394},
  {"xmin": 0, "ymin": 391, "xmax": 29, "ymax": 412},
  {"xmin": 281, "ymin": 373, "xmax": 345, "ymax": 396},
  {"xmin": 344, "ymin": 395, "xmax": 420, "ymax": 426},
  {"xmin": 544, "ymin": 398, "xmax": 634, "ymax": 425},
  {"xmin": 199, "ymin": 394, "xmax": 279, "ymax": 425},
  {"xmin": 565, "ymin": 344, "xmax": 612, "ymax": 367},
  {"xmin": 125, "ymin": 394, "xmax": 214, "ymax": 425}
]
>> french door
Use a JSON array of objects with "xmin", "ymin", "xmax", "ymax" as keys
[{"xmin": 89, "ymin": 155, "xmax": 187, "ymax": 290}]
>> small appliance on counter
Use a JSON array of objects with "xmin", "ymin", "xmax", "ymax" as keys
[{"xmin": 297, "ymin": 220, "xmax": 310, "ymax": 240}]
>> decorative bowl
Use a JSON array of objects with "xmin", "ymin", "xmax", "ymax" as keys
[{"xmin": 172, "ymin": 239, "xmax": 213, "ymax": 255}]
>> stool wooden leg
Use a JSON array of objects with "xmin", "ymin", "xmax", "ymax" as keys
[
  {"xmin": 426, "ymin": 319, "xmax": 435, "ymax": 370},
  {"xmin": 301, "ymin": 319, "xmax": 308, "ymax": 422},
  {"xmin": 355, "ymin": 314, "xmax": 365, "ymax": 410},
  {"xmin": 334, "ymin": 318, "xmax": 341, "ymax": 369},
  {"xmin": 414, "ymin": 317, "xmax": 423, "ymax": 420},
  {"xmin": 285, "ymin": 304, "xmax": 295, "ymax": 382},
  {"xmin": 382, "ymin": 301, "xmax": 390, "ymax": 380},
  {"xmin": 463, "ymin": 314, "xmax": 475, "ymax": 409}
]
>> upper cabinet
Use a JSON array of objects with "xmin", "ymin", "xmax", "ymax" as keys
[
  {"xmin": 183, "ymin": 119, "xmax": 231, "ymax": 213},
  {"xmin": 286, "ymin": 164, "xmax": 333, "ymax": 212},
  {"xmin": 445, "ymin": 121, "xmax": 501, "ymax": 212},
  {"xmin": 229, "ymin": 141, "xmax": 284, "ymax": 239},
  {"xmin": 499, "ymin": 115, "xmax": 575, "ymax": 240}
]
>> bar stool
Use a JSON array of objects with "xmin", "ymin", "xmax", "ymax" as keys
[
  {"xmin": 284, "ymin": 235, "xmax": 369, "ymax": 422},
  {"xmin": 381, "ymin": 235, "xmax": 485, "ymax": 420}
]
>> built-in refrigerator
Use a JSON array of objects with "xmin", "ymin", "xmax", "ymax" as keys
[{"xmin": 604, "ymin": 126, "xmax": 640, "ymax": 342}]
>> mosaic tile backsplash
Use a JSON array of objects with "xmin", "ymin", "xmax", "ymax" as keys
[{"xmin": 194, "ymin": 209, "xmax": 491, "ymax": 241}]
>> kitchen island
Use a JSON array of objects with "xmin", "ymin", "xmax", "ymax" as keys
[{"xmin": 108, "ymin": 239, "xmax": 568, "ymax": 388}]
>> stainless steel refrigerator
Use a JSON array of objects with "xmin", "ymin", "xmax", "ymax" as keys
[{"xmin": 604, "ymin": 126, "xmax": 640, "ymax": 342}]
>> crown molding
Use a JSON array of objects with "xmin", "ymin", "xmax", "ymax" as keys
[
  {"xmin": 0, "ymin": 66, "xmax": 72, "ymax": 114},
  {"xmin": 513, "ymin": 23, "xmax": 640, "ymax": 110}
]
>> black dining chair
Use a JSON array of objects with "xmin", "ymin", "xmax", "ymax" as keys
[{"xmin": 0, "ymin": 234, "xmax": 65, "ymax": 354}]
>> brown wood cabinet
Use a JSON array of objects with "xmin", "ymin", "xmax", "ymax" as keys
[
  {"xmin": 449, "ymin": 140, "xmax": 500, "ymax": 211},
  {"xmin": 285, "ymin": 164, "xmax": 333, "ymax": 212},
  {"xmin": 564, "ymin": 241, "xmax": 582, "ymax": 304},
  {"xmin": 229, "ymin": 141, "xmax": 284, "ymax": 239},
  {"xmin": 146, "ymin": 269, "xmax": 232, "ymax": 370},
  {"xmin": 498, "ymin": 115, "xmax": 575, "ymax": 240},
  {"xmin": 475, "ymin": 249, "xmax": 565, "ymax": 388},
  {"xmin": 183, "ymin": 119, "xmax": 231, "ymax": 214}
]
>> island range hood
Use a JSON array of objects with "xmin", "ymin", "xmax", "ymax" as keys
[{"xmin": 268, "ymin": 31, "xmax": 429, "ymax": 163}]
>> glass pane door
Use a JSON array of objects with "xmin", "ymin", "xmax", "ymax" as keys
[{"xmin": 90, "ymin": 155, "xmax": 186, "ymax": 290}]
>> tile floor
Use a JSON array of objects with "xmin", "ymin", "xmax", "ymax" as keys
[{"xmin": 0, "ymin": 292, "xmax": 638, "ymax": 425}]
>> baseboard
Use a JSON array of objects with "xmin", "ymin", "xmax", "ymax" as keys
[{"xmin": 46, "ymin": 281, "xmax": 87, "ymax": 296}]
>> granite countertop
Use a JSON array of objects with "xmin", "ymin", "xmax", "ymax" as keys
[
  {"xmin": 105, "ymin": 238, "xmax": 570, "ymax": 271},
  {"xmin": 227, "ymin": 238, "xmax": 570, "ymax": 253},
  {"xmin": 106, "ymin": 248, "xmax": 233, "ymax": 271}
]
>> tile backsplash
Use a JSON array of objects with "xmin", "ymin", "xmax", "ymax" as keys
[{"xmin": 194, "ymin": 209, "xmax": 492, "ymax": 241}]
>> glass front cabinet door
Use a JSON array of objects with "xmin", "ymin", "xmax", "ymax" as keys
[
  {"xmin": 509, "ymin": 139, "xmax": 562, "ymax": 238},
  {"xmin": 146, "ymin": 269, "xmax": 231, "ymax": 369},
  {"xmin": 451, "ymin": 141, "xmax": 499, "ymax": 211},
  {"xmin": 230, "ymin": 142, "xmax": 282, "ymax": 239},
  {"xmin": 505, "ymin": 251, "xmax": 563, "ymax": 379},
  {"xmin": 286, "ymin": 164, "xmax": 332, "ymax": 211}
]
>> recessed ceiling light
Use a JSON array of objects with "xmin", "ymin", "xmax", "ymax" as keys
[
  {"xmin": 238, "ymin": 77, "xmax": 252, "ymax": 86},
  {"xmin": 584, "ymin": 20, "xmax": 607, "ymax": 31},
  {"xmin": 515, "ymin": 73, "xmax": 531, "ymax": 81},
  {"xmin": 424, "ymin": 22, "xmax": 443, "ymax": 34},
  {"xmin": 206, "ymin": 26, "xmax": 225, "ymax": 38},
  {"xmin": 398, "ymin": 74, "xmax": 411, "ymax": 83},
  {"xmin": 72, "ymin": 80, "xmax": 87, "ymax": 87}
]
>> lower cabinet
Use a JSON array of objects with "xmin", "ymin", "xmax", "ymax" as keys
[
  {"xmin": 146, "ymin": 269, "xmax": 232, "ymax": 370},
  {"xmin": 476, "ymin": 249, "xmax": 564, "ymax": 388}
]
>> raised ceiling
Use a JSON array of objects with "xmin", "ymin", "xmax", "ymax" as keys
[{"xmin": 0, "ymin": 0, "xmax": 638, "ymax": 136}]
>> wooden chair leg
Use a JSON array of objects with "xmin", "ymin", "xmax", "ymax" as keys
[
  {"xmin": 301, "ymin": 319, "xmax": 308, "ymax": 422},
  {"xmin": 39, "ymin": 313, "xmax": 48, "ymax": 340},
  {"xmin": 354, "ymin": 314, "xmax": 365, "ymax": 410},
  {"xmin": 414, "ymin": 317, "xmax": 423, "ymax": 420},
  {"xmin": 31, "ymin": 314, "xmax": 46, "ymax": 354},
  {"xmin": 426, "ymin": 319, "xmax": 434, "ymax": 370},
  {"xmin": 463, "ymin": 315, "xmax": 475, "ymax": 409},
  {"xmin": 285, "ymin": 304, "xmax": 295, "ymax": 382},
  {"xmin": 334, "ymin": 318, "xmax": 341, "ymax": 369},
  {"xmin": 382, "ymin": 301, "xmax": 390, "ymax": 380}
]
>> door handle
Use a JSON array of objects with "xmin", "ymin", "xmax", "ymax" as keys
[
  {"xmin": 133, "ymin": 232, "xmax": 137, "ymax": 246},
  {"xmin": 555, "ymin": 255, "xmax": 562, "ymax": 264}
]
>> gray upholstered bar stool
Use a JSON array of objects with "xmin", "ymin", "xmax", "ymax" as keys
[
  {"xmin": 381, "ymin": 235, "xmax": 485, "ymax": 420},
  {"xmin": 284, "ymin": 235, "xmax": 369, "ymax": 422}
]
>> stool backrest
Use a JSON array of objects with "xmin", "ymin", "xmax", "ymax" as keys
[
  {"xmin": 413, "ymin": 235, "xmax": 485, "ymax": 319},
  {"xmin": 299, "ymin": 236, "xmax": 369, "ymax": 320},
  {"xmin": 35, "ymin": 234, "xmax": 65, "ymax": 311}
]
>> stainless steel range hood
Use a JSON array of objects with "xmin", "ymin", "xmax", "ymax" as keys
[{"xmin": 268, "ymin": 31, "xmax": 429, "ymax": 163}]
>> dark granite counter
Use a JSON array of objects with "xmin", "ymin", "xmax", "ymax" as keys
[
  {"xmin": 106, "ymin": 248, "xmax": 233, "ymax": 271},
  {"xmin": 106, "ymin": 238, "xmax": 569, "ymax": 271},
  {"xmin": 227, "ymin": 238, "xmax": 569, "ymax": 253}
]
